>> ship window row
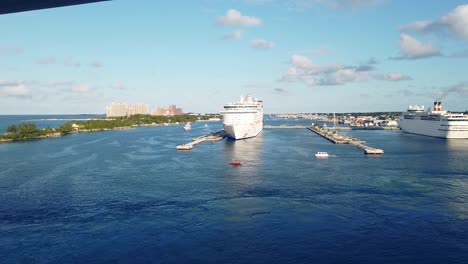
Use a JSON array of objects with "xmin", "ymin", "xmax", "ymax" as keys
[
  {"xmin": 420, "ymin": 116, "xmax": 440, "ymax": 121},
  {"xmin": 224, "ymin": 106, "xmax": 258, "ymax": 109}
]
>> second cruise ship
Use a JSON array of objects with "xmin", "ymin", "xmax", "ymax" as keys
[
  {"xmin": 397, "ymin": 101, "xmax": 468, "ymax": 139},
  {"xmin": 221, "ymin": 95, "xmax": 263, "ymax": 140}
]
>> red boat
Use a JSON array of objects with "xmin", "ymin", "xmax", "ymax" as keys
[{"xmin": 229, "ymin": 161, "xmax": 242, "ymax": 166}]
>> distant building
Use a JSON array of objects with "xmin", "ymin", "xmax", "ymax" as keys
[
  {"xmin": 106, "ymin": 102, "xmax": 129, "ymax": 117},
  {"xmin": 152, "ymin": 104, "xmax": 184, "ymax": 116},
  {"xmin": 128, "ymin": 103, "xmax": 150, "ymax": 116},
  {"xmin": 106, "ymin": 102, "xmax": 149, "ymax": 117}
]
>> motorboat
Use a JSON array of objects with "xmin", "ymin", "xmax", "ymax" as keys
[
  {"xmin": 229, "ymin": 161, "xmax": 242, "ymax": 166},
  {"xmin": 315, "ymin": 152, "xmax": 329, "ymax": 158},
  {"xmin": 183, "ymin": 122, "xmax": 191, "ymax": 131}
]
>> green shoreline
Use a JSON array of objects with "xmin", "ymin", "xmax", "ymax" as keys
[{"xmin": 0, "ymin": 114, "xmax": 219, "ymax": 143}]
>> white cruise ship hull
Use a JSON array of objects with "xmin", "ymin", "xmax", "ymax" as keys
[
  {"xmin": 224, "ymin": 122, "xmax": 263, "ymax": 140},
  {"xmin": 221, "ymin": 95, "xmax": 263, "ymax": 140},
  {"xmin": 398, "ymin": 118, "xmax": 468, "ymax": 139}
]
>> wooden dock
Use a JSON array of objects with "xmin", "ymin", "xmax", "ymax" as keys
[
  {"xmin": 176, "ymin": 130, "xmax": 227, "ymax": 150},
  {"xmin": 308, "ymin": 126, "xmax": 384, "ymax": 155}
]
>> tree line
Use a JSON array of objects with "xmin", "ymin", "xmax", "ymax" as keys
[{"xmin": 1, "ymin": 114, "xmax": 220, "ymax": 142}]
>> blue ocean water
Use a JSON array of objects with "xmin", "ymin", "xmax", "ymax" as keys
[{"xmin": 1, "ymin": 117, "xmax": 468, "ymax": 263}]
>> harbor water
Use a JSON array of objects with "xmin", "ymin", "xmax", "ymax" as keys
[{"xmin": 1, "ymin": 116, "xmax": 468, "ymax": 263}]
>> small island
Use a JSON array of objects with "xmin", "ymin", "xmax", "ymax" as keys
[{"xmin": 0, "ymin": 114, "xmax": 220, "ymax": 143}]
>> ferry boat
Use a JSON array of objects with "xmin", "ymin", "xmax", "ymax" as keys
[
  {"xmin": 183, "ymin": 122, "xmax": 191, "ymax": 131},
  {"xmin": 220, "ymin": 95, "xmax": 263, "ymax": 140},
  {"xmin": 397, "ymin": 101, "xmax": 468, "ymax": 139}
]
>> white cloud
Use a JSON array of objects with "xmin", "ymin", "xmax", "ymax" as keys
[
  {"xmin": 218, "ymin": 9, "xmax": 262, "ymax": 27},
  {"xmin": 439, "ymin": 82, "xmax": 468, "ymax": 99},
  {"xmin": 401, "ymin": 4, "xmax": 468, "ymax": 39},
  {"xmin": 400, "ymin": 21, "xmax": 432, "ymax": 32},
  {"xmin": 281, "ymin": 54, "xmax": 367, "ymax": 86},
  {"xmin": 42, "ymin": 80, "xmax": 75, "ymax": 87},
  {"xmin": 281, "ymin": 54, "xmax": 412, "ymax": 86},
  {"xmin": 251, "ymin": 39, "xmax": 275, "ymax": 49},
  {"xmin": 326, "ymin": 68, "xmax": 367, "ymax": 84},
  {"xmin": 222, "ymin": 30, "xmax": 243, "ymax": 40},
  {"xmin": 35, "ymin": 56, "xmax": 92, "ymax": 67},
  {"xmin": 0, "ymin": 83, "xmax": 32, "ymax": 99},
  {"xmin": 375, "ymin": 73, "xmax": 412, "ymax": 81},
  {"xmin": 394, "ymin": 34, "xmax": 440, "ymax": 59},
  {"xmin": 70, "ymin": 84, "xmax": 95, "ymax": 93}
]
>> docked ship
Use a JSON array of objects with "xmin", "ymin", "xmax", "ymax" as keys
[
  {"xmin": 220, "ymin": 95, "xmax": 263, "ymax": 140},
  {"xmin": 397, "ymin": 101, "xmax": 468, "ymax": 139}
]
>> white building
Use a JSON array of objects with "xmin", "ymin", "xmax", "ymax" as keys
[
  {"xmin": 106, "ymin": 102, "xmax": 150, "ymax": 117},
  {"xmin": 106, "ymin": 102, "xmax": 129, "ymax": 117},
  {"xmin": 128, "ymin": 103, "xmax": 150, "ymax": 116}
]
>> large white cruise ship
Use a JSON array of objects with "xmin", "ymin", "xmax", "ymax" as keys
[
  {"xmin": 397, "ymin": 101, "xmax": 468, "ymax": 139},
  {"xmin": 220, "ymin": 95, "xmax": 263, "ymax": 140}
]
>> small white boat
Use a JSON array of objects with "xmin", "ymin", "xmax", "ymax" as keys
[
  {"xmin": 184, "ymin": 122, "xmax": 191, "ymax": 131},
  {"xmin": 204, "ymin": 124, "xmax": 208, "ymax": 127},
  {"xmin": 315, "ymin": 152, "xmax": 329, "ymax": 158}
]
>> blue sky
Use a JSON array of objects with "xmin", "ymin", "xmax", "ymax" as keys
[{"xmin": 1, "ymin": 0, "xmax": 468, "ymax": 114}]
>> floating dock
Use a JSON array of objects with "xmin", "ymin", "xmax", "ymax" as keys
[
  {"xmin": 308, "ymin": 126, "xmax": 384, "ymax": 155},
  {"xmin": 176, "ymin": 130, "xmax": 227, "ymax": 150}
]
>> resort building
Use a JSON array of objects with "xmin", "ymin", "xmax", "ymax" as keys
[
  {"xmin": 106, "ymin": 102, "xmax": 150, "ymax": 117},
  {"xmin": 151, "ymin": 104, "xmax": 183, "ymax": 116},
  {"xmin": 106, "ymin": 102, "xmax": 129, "ymax": 117}
]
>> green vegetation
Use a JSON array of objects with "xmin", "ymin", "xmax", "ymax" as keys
[
  {"xmin": 58, "ymin": 114, "xmax": 217, "ymax": 133},
  {"xmin": 1, "ymin": 123, "xmax": 52, "ymax": 141},
  {"xmin": 1, "ymin": 114, "xmax": 221, "ymax": 142}
]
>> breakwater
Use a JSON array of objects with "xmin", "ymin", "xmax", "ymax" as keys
[
  {"xmin": 176, "ymin": 130, "xmax": 227, "ymax": 150},
  {"xmin": 308, "ymin": 126, "xmax": 384, "ymax": 155}
]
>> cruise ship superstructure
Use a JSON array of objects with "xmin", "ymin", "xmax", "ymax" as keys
[
  {"xmin": 397, "ymin": 101, "xmax": 468, "ymax": 139},
  {"xmin": 221, "ymin": 95, "xmax": 263, "ymax": 140}
]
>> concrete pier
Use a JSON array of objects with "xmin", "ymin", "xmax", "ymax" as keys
[
  {"xmin": 176, "ymin": 130, "xmax": 227, "ymax": 150},
  {"xmin": 308, "ymin": 126, "xmax": 384, "ymax": 155}
]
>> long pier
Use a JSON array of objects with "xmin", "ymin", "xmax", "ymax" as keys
[
  {"xmin": 307, "ymin": 126, "xmax": 384, "ymax": 155},
  {"xmin": 176, "ymin": 126, "xmax": 384, "ymax": 154},
  {"xmin": 176, "ymin": 130, "xmax": 227, "ymax": 150}
]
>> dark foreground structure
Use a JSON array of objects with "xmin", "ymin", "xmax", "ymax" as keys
[{"xmin": 0, "ymin": 0, "xmax": 109, "ymax": 15}]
